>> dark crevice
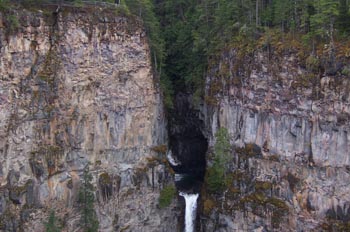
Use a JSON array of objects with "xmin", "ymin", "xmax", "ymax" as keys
[{"xmin": 168, "ymin": 92, "xmax": 208, "ymax": 193}]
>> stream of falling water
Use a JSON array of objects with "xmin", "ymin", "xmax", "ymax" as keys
[{"xmin": 179, "ymin": 192, "xmax": 199, "ymax": 232}]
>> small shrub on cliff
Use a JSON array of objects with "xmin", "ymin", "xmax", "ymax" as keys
[
  {"xmin": 305, "ymin": 55, "xmax": 320, "ymax": 72},
  {"xmin": 235, "ymin": 143, "xmax": 262, "ymax": 158},
  {"xmin": 99, "ymin": 172, "xmax": 112, "ymax": 201},
  {"xmin": 6, "ymin": 15, "xmax": 19, "ymax": 34},
  {"xmin": 151, "ymin": 144, "xmax": 167, "ymax": 154},
  {"xmin": 203, "ymin": 198, "xmax": 216, "ymax": 215},
  {"xmin": 342, "ymin": 66, "xmax": 350, "ymax": 77},
  {"xmin": 159, "ymin": 184, "xmax": 176, "ymax": 208},
  {"xmin": 0, "ymin": 0, "xmax": 9, "ymax": 11}
]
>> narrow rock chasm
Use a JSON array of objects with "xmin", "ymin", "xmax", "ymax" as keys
[{"xmin": 168, "ymin": 93, "xmax": 208, "ymax": 193}]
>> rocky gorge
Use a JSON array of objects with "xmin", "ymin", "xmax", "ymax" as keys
[{"xmin": 0, "ymin": 2, "xmax": 350, "ymax": 232}]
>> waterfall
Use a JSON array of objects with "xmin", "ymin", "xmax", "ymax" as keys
[
  {"xmin": 179, "ymin": 192, "xmax": 199, "ymax": 232},
  {"xmin": 167, "ymin": 150, "xmax": 181, "ymax": 166}
]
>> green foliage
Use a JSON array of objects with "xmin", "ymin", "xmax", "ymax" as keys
[
  {"xmin": 164, "ymin": 0, "xmax": 210, "ymax": 92},
  {"xmin": 310, "ymin": 0, "xmax": 339, "ymax": 39},
  {"xmin": 115, "ymin": 0, "xmax": 130, "ymax": 15},
  {"xmin": 235, "ymin": 143, "xmax": 262, "ymax": 158},
  {"xmin": 160, "ymin": 74, "xmax": 174, "ymax": 108},
  {"xmin": 239, "ymin": 192, "xmax": 288, "ymax": 228},
  {"xmin": 158, "ymin": 184, "xmax": 176, "ymax": 208},
  {"xmin": 206, "ymin": 128, "xmax": 231, "ymax": 193},
  {"xmin": 206, "ymin": 165, "xmax": 225, "ymax": 193},
  {"xmin": 78, "ymin": 166, "xmax": 99, "ymax": 232},
  {"xmin": 0, "ymin": 0, "xmax": 9, "ymax": 11},
  {"xmin": 213, "ymin": 128, "xmax": 231, "ymax": 163},
  {"xmin": 73, "ymin": 0, "xmax": 84, "ymax": 7},
  {"xmin": 154, "ymin": 0, "xmax": 350, "ymax": 100},
  {"xmin": 255, "ymin": 181, "xmax": 272, "ymax": 192},
  {"xmin": 19, "ymin": 0, "xmax": 48, "ymax": 8},
  {"xmin": 305, "ymin": 54, "xmax": 320, "ymax": 71},
  {"xmin": 203, "ymin": 197, "xmax": 216, "ymax": 215},
  {"xmin": 337, "ymin": 0, "xmax": 350, "ymax": 34},
  {"xmin": 6, "ymin": 15, "xmax": 20, "ymax": 33},
  {"xmin": 45, "ymin": 210, "xmax": 61, "ymax": 232},
  {"xmin": 123, "ymin": 0, "xmax": 173, "ymax": 108},
  {"xmin": 342, "ymin": 66, "xmax": 350, "ymax": 77},
  {"xmin": 123, "ymin": 0, "xmax": 165, "ymax": 70},
  {"xmin": 6, "ymin": 0, "xmax": 350, "ymax": 108}
]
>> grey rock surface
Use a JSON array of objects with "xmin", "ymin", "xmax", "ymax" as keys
[
  {"xmin": 201, "ymin": 50, "xmax": 350, "ymax": 231},
  {"xmin": 0, "ymin": 7, "xmax": 177, "ymax": 232}
]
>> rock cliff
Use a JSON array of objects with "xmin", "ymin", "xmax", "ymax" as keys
[
  {"xmin": 201, "ymin": 49, "xmax": 350, "ymax": 231},
  {"xmin": 2, "ymin": 4, "xmax": 350, "ymax": 232},
  {"xmin": 0, "ymin": 6, "xmax": 177, "ymax": 232}
]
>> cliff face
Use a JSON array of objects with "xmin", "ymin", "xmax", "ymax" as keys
[
  {"xmin": 0, "ymin": 7, "xmax": 177, "ymax": 231},
  {"xmin": 201, "ymin": 50, "xmax": 350, "ymax": 231}
]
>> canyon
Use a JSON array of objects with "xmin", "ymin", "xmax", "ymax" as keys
[{"xmin": 0, "ymin": 3, "xmax": 349, "ymax": 232}]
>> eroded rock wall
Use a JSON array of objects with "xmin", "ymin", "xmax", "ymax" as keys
[
  {"xmin": 0, "ymin": 7, "xmax": 176, "ymax": 232},
  {"xmin": 202, "ymin": 50, "xmax": 350, "ymax": 231}
]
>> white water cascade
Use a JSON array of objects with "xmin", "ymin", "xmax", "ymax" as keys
[
  {"xmin": 179, "ymin": 192, "xmax": 199, "ymax": 232},
  {"xmin": 167, "ymin": 150, "xmax": 181, "ymax": 166}
]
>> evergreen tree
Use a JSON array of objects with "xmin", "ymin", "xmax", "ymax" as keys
[
  {"xmin": 125, "ymin": 0, "xmax": 173, "ymax": 107},
  {"xmin": 78, "ymin": 166, "xmax": 99, "ymax": 232},
  {"xmin": 206, "ymin": 128, "xmax": 231, "ymax": 193},
  {"xmin": 273, "ymin": 0, "xmax": 293, "ymax": 31},
  {"xmin": 337, "ymin": 0, "xmax": 350, "ymax": 34},
  {"xmin": 153, "ymin": 0, "xmax": 350, "ymax": 102},
  {"xmin": 125, "ymin": 0, "xmax": 164, "ymax": 73},
  {"xmin": 45, "ymin": 210, "xmax": 61, "ymax": 232},
  {"xmin": 213, "ymin": 128, "xmax": 231, "ymax": 168},
  {"xmin": 310, "ymin": 0, "xmax": 339, "ymax": 40}
]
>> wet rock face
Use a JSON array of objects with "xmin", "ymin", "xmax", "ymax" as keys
[
  {"xmin": 202, "ymin": 50, "xmax": 350, "ymax": 231},
  {"xmin": 0, "ymin": 7, "xmax": 176, "ymax": 231}
]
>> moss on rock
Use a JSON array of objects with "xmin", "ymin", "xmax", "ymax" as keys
[
  {"xmin": 158, "ymin": 185, "xmax": 176, "ymax": 209},
  {"xmin": 236, "ymin": 143, "xmax": 262, "ymax": 158}
]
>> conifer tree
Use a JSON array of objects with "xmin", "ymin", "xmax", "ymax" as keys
[
  {"xmin": 337, "ymin": 0, "xmax": 350, "ymax": 34},
  {"xmin": 45, "ymin": 210, "xmax": 61, "ymax": 232},
  {"xmin": 78, "ymin": 165, "xmax": 99, "ymax": 232},
  {"xmin": 206, "ymin": 128, "xmax": 231, "ymax": 193}
]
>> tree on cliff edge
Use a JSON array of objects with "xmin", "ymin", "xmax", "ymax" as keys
[{"xmin": 78, "ymin": 165, "xmax": 99, "ymax": 232}]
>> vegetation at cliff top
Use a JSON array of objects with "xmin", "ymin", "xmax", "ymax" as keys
[
  {"xmin": 153, "ymin": 0, "xmax": 350, "ymax": 105},
  {"xmin": 2, "ymin": 0, "xmax": 349, "ymax": 107}
]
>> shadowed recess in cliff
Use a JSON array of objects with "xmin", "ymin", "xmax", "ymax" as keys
[{"xmin": 168, "ymin": 93, "xmax": 208, "ymax": 193}]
